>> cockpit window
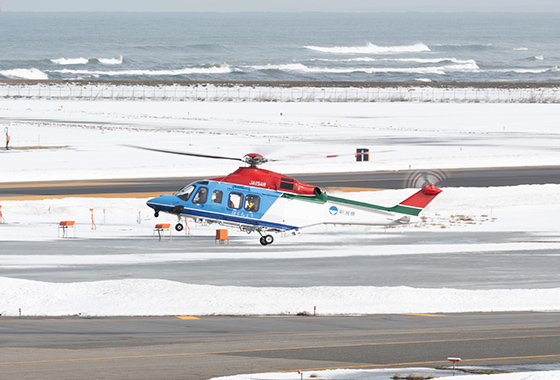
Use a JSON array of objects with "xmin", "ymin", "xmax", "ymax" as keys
[
  {"xmin": 192, "ymin": 187, "xmax": 208, "ymax": 204},
  {"xmin": 212, "ymin": 190, "xmax": 223, "ymax": 204},
  {"xmin": 175, "ymin": 184, "xmax": 195, "ymax": 201}
]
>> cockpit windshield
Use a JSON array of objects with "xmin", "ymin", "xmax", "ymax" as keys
[{"xmin": 174, "ymin": 184, "xmax": 195, "ymax": 201}]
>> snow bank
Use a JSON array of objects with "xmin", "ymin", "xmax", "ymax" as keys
[
  {"xmin": 210, "ymin": 368, "xmax": 560, "ymax": 380},
  {"xmin": 2, "ymin": 277, "xmax": 560, "ymax": 317}
]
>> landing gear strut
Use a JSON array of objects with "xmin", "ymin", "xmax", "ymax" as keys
[
  {"xmin": 259, "ymin": 234, "xmax": 274, "ymax": 246},
  {"xmin": 175, "ymin": 215, "xmax": 184, "ymax": 232}
]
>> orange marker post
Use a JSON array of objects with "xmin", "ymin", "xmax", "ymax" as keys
[
  {"xmin": 90, "ymin": 208, "xmax": 96, "ymax": 230},
  {"xmin": 0, "ymin": 205, "xmax": 4, "ymax": 223}
]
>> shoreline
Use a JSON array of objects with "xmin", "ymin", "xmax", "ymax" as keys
[{"xmin": 2, "ymin": 79, "xmax": 560, "ymax": 89}]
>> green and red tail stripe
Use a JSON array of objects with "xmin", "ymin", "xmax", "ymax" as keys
[{"xmin": 390, "ymin": 184, "xmax": 442, "ymax": 216}]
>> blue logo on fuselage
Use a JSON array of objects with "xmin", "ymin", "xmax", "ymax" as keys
[{"xmin": 329, "ymin": 206, "xmax": 338, "ymax": 215}]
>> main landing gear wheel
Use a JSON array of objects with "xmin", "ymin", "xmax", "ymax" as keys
[
  {"xmin": 259, "ymin": 235, "xmax": 274, "ymax": 246},
  {"xmin": 154, "ymin": 211, "xmax": 159, "ymax": 218},
  {"xmin": 175, "ymin": 223, "xmax": 184, "ymax": 232}
]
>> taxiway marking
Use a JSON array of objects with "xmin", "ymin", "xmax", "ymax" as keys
[{"xmin": 3, "ymin": 332, "xmax": 560, "ymax": 366}]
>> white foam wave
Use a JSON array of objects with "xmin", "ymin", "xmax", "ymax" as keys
[
  {"xmin": 534, "ymin": 55, "xmax": 544, "ymax": 61},
  {"xmin": 50, "ymin": 57, "xmax": 89, "ymax": 65},
  {"xmin": 50, "ymin": 56, "xmax": 124, "ymax": 65},
  {"xmin": 50, "ymin": 64, "xmax": 231, "ymax": 76},
  {"xmin": 98, "ymin": 56, "xmax": 124, "ymax": 65},
  {"xmin": 515, "ymin": 47, "xmax": 529, "ymax": 51},
  {"xmin": 309, "ymin": 57, "xmax": 476, "ymax": 65},
  {"xmin": 251, "ymin": 61, "xmax": 478, "ymax": 75},
  {"xmin": 304, "ymin": 42, "xmax": 430, "ymax": 54},
  {"xmin": 512, "ymin": 66, "xmax": 557, "ymax": 74},
  {"xmin": 0, "ymin": 68, "xmax": 48, "ymax": 80}
]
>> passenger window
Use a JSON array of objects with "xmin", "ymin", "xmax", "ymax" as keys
[
  {"xmin": 212, "ymin": 190, "xmax": 223, "ymax": 204},
  {"xmin": 175, "ymin": 184, "xmax": 195, "ymax": 201},
  {"xmin": 192, "ymin": 187, "xmax": 208, "ymax": 204},
  {"xmin": 244, "ymin": 195, "xmax": 260, "ymax": 212},
  {"xmin": 228, "ymin": 192, "xmax": 243, "ymax": 209}
]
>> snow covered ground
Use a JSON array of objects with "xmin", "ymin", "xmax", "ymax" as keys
[
  {"xmin": 2, "ymin": 100, "xmax": 560, "ymax": 182},
  {"xmin": 209, "ymin": 368, "xmax": 560, "ymax": 380},
  {"xmin": 2, "ymin": 95, "xmax": 560, "ymax": 378},
  {"xmin": 0, "ymin": 100, "xmax": 560, "ymax": 304},
  {"xmin": 2, "ymin": 98, "xmax": 560, "ymax": 317}
]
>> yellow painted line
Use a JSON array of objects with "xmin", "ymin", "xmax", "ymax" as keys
[
  {"xmin": 322, "ymin": 187, "xmax": 385, "ymax": 193},
  {"xmin": 9, "ymin": 145, "xmax": 69, "ymax": 151},
  {"xmin": 401, "ymin": 313, "xmax": 447, "ymax": 318},
  {"xmin": 312, "ymin": 177, "xmax": 403, "ymax": 184},
  {"xmin": 0, "ymin": 181, "xmax": 152, "ymax": 189},
  {"xmin": 3, "ymin": 333, "xmax": 560, "ymax": 366},
  {"xmin": 175, "ymin": 316, "xmax": 200, "ymax": 320}
]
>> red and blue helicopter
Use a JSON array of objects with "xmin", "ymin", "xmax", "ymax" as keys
[{"xmin": 141, "ymin": 148, "xmax": 442, "ymax": 245}]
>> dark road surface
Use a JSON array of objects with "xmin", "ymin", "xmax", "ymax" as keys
[
  {"xmin": 2, "ymin": 312, "xmax": 560, "ymax": 380},
  {"xmin": 2, "ymin": 166, "xmax": 560, "ymax": 199}
]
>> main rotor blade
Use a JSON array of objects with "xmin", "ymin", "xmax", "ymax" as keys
[{"xmin": 127, "ymin": 146, "xmax": 243, "ymax": 162}]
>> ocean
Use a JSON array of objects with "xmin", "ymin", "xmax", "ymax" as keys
[{"xmin": 0, "ymin": 12, "xmax": 559, "ymax": 82}]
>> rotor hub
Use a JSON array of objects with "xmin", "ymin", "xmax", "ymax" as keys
[{"xmin": 242, "ymin": 153, "xmax": 268, "ymax": 167}]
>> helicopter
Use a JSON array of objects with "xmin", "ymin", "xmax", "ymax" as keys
[{"xmin": 140, "ymin": 148, "xmax": 443, "ymax": 245}]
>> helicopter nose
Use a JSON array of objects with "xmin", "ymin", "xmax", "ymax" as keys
[{"xmin": 146, "ymin": 195, "xmax": 167, "ymax": 210}]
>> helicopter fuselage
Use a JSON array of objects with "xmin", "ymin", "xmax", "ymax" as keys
[{"xmin": 147, "ymin": 174, "xmax": 441, "ymax": 245}]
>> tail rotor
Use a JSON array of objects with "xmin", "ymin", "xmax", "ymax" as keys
[{"xmin": 403, "ymin": 169, "xmax": 449, "ymax": 189}]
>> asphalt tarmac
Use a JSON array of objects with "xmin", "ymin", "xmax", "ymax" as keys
[
  {"xmin": 2, "ymin": 166, "xmax": 560, "ymax": 199},
  {"xmin": 3, "ymin": 230, "xmax": 560, "ymax": 289},
  {"xmin": 2, "ymin": 312, "xmax": 560, "ymax": 380}
]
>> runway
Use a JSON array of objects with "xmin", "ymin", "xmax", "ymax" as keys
[
  {"xmin": 2, "ymin": 312, "xmax": 560, "ymax": 380},
  {"xmin": 2, "ymin": 165, "xmax": 560, "ymax": 199}
]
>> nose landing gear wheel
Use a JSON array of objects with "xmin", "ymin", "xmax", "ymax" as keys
[
  {"xmin": 154, "ymin": 211, "xmax": 159, "ymax": 218},
  {"xmin": 260, "ymin": 235, "xmax": 274, "ymax": 246},
  {"xmin": 175, "ymin": 223, "xmax": 184, "ymax": 232}
]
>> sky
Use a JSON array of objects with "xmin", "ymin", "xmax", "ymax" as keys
[{"xmin": 2, "ymin": 0, "xmax": 560, "ymax": 12}]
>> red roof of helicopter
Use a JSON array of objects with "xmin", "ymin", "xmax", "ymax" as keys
[{"xmin": 211, "ymin": 167, "xmax": 321, "ymax": 196}]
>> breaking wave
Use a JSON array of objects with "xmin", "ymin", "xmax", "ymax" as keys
[
  {"xmin": 50, "ymin": 57, "xmax": 88, "ymax": 65},
  {"xmin": 251, "ymin": 61, "xmax": 479, "ymax": 75},
  {"xmin": 307, "ymin": 57, "xmax": 476, "ymax": 65},
  {"xmin": 304, "ymin": 42, "xmax": 430, "ymax": 54},
  {"xmin": 511, "ymin": 66, "xmax": 558, "ymax": 74},
  {"xmin": 0, "ymin": 68, "xmax": 49, "ymax": 80},
  {"xmin": 50, "ymin": 56, "xmax": 124, "ymax": 65},
  {"xmin": 49, "ymin": 64, "xmax": 231, "ymax": 77}
]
